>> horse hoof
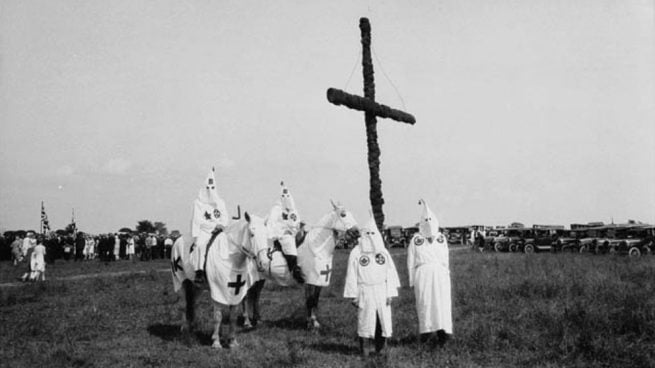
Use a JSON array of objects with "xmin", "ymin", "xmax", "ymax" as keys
[
  {"xmin": 243, "ymin": 320, "xmax": 253, "ymax": 330},
  {"xmin": 226, "ymin": 339, "xmax": 239, "ymax": 349},
  {"xmin": 212, "ymin": 341, "xmax": 222, "ymax": 349}
]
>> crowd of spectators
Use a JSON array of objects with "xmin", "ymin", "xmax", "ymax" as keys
[{"xmin": 0, "ymin": 230, "xmax": 178, "ymax": 265}]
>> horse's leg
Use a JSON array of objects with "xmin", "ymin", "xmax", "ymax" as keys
[
  {"xmin": 241, "ymin": 295, "xmax": 251, "ymax": 329},
  {"xmin": 242, "ymin": 282, "xmax": 260, "ymax": 329},
  {"xmin": 305, "ymin": 285, "xmax": 322, "ymax": 330},
  {"xmin": 181, "ymin": 279, "xmax": 196, "ymax": 332},
  {"xmin": 251, "ymin": 280, "xmax": 264, "ymax": 327},
  {"xmin": 211, "ymin": 301, "xmax": 224, "ymax": 348},
  {"xmin": 312, "ymin": 286, "xmax": 322, "ymax": 328},
  {"xmin": 225, "ymin": 305, "xmax": 239, "ymax": 348}
]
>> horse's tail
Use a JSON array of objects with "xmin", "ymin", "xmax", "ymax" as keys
[
  {"xmin": 182, "ymin": 279, "xmax": 196, "ymax": 325},
  {"xmin": 172, "ymin": 236, "xmax": 192, "ymax": 293}
]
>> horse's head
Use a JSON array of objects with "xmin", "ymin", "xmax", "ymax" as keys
[
  {"xmin": 329, "ymin": 200, "xmax": 360, "ymax": 241},
  {"xmin": 241, "ymin": 212, "xmax": 269, "ymax": 260}
]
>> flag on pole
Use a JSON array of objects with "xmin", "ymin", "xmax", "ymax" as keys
[
  {"xmin": 71, "ymin": 208, "xmax": 77, "ymax": 235},
  {"xmin": 41, "ymin": 201, "xmax": 51, "ymax": 234}
]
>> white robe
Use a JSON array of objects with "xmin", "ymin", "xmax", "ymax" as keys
[
  {"xmin": 344, "ymin": 245, "xmax": 400, "ymax": 338},
  {"xmin": 22, "ymin": 238, "xmax": 36, "ymax": 257},
  {"xmin": 407, "ymin": 233, "xmax": 453, "ymax": 334},
  {"xmin": 171, "ymin": 236, "xmax": 196, "ymax": 293},
  {"xmin": 205, "ymin": 233, "xmax": 252, "ymax": 305},
  {"xmin": 31, "ymin": 244, "xmax": 46, "ymax": 272},
  {"xmin": 126, "ymin": 238, "xmax": 135, "ymax": 255},
  {"xmin": 297, "ymin": 232, "xmax": 336, "ymax": 287},
  {"xmin": 191, "ymin": 199, "xmax": 227, "ymax": 271},
  {"xmin": 267, "ymin": 204, "xmax": 299, "ymax": 256},
  {"xmin": 172, "ymin": 228, "xmax": 258, "ymax": 303},
  {"xmin": 113, "ymin": 236, "xmax": 120, "ymax": 259}
]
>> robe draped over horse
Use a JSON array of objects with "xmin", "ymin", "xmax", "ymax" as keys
[
  {"xmin": 171, "ymin": 213, "xmax": 268, "ymax": 348},
  {"xmin": 250, "ymin": 201, "xmax": 360, "ymax": 329}
]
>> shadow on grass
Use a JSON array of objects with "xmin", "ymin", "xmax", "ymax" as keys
[
  {"xmin": 267, "ymin": 315, "xmax": 308, "ymax": 331},
  {"xmin": 267, "ymin": 306, "xmax": 309, "ymax": 331},
  {"xmin": 392, "ymin": 334, "xmax": 418, "ymax": 346},
  {"xmin": 309, "ymin": 341, "xmax": 360, "ymax": 356},
  {"xmin": 147, "ymin": 323, "xmax": 213, "ymax": 346}
]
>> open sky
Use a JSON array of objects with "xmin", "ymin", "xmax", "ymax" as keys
[{"xmin": 1, "ymin": 0, "xmax": 653, "ymax": 234}]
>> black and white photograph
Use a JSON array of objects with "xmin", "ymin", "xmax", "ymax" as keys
[{"xmin": 1, "ymin": 1, "xmax": 653, "ymax": 367}]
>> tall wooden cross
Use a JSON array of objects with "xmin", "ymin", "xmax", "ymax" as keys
[{"xmin": 326, "ymin": 17, "xmax": 416, "ymax": 233}]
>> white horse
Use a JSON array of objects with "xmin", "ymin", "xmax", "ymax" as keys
[
  {"xmin": 171, "ymin": 212, "xmax": 268, "ymax": 348},
  {"xmin": 245, "ymin": 201, "xmax": 359, "ymax": 330}
]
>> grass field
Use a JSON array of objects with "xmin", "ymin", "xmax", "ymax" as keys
[{"xmin": 1, "ymin": 249, "xmax": 654, "ymax": 368}]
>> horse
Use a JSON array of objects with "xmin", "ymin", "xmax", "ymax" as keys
[
  {"xmin": 171, "ymin": 212, "xmax": 268, "ymax": 348},
  {"xmin": 244, "ymin": 201, "xmax": 359, "ymax": 330}
]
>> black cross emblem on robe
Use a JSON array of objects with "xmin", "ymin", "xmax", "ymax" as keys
[
  {"xmin": 320, "ymin": 264, "xmax": 332, "ymax": 282},
  {"xmin": 171, "ymin": 256, "xmax": 184, "ymax": 274},
  {"xmin": 204, "ymin": 211, "xmax": 211, "ymax": 220},
  {"xmin": 228, "ymin": 274, "xmax": 245, "ymax": 295}
]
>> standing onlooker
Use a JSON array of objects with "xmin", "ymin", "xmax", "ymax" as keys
[
  {"xmin": 75, "ymin": 233, "xmax": 85, "ymax": 261},
  {"xmin": 20, "ymin": 238, "xmax": 36, "ymax": 281},
  {"xmin": 164, "ymin": 236, "xmax": 173, "ymax": 259},
  {"xmin": 113, "ymin": 233, "xmax": 120, "ymax": 261},
  {"xmin": 119, "ymin": 235, "xmax": 127, "ymax": 260},
  {"xmin": 475, "ymin": 230, "xmax": 485, "ymax": 252},
  {"xmin": 88, "ymin": 236, "xmax": 97, "ymax": 260},
  {"xmin": 407, "ymin": 199, "xmax": 453, "ymax": 348},
  {"xmin": 154, "ymin": 235, "xmax": 163, "ymax": 260},
  {"xmin": 11, "ymin": 234, "xmax": 23, "ymax": 265},
  {"xmin": 99, "ymin": 234, "xmax": 111, "ymax": 263},
  {"xmin": 44, "ymin": 233, "xmax": 59, "ymax": 264},
  {"xmin": 126, "ymin": 236, "xmax": 135, "ymax": 261},
  {"xmin": 22, "ymin": 232, "xmax": 36, "ymax": 258},
  {"xmin": 31, "ymin": 237, "xmax": 47, "ymax": 281},
  {"xmin": 136, "ymin": 234, "xmax": 145, "ymax": 261},
  {"xmin": 144, "ymin": 234, "xmax": 154, "ymax": 261},
  {"xmin": 62, "ymin": 236, "xmax": 73, "ymax": 261}
]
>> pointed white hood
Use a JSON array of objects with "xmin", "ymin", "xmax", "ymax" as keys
[
  {"xmin": 418, "ymin": 199, "xmax": 440, "ymax": 238},
  {"xmin": 360, "ymin": 213, "xmax": 385, "ymax": 253},
  {"xmin": 279, "ymin": 181, "xmax": 297, "ymax": 215},
  {"xmin": 195, "ymin": 168, "xmax": 229, "ymax": 226}
]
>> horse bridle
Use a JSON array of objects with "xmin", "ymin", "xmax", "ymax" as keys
[{"xmin": 227, "ymin": 225, "xmax": 257, "ymax": 259}]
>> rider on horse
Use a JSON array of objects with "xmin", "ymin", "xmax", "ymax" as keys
[
  {"xmin": 191, "ymin": 168, "xmax": 230, "ymax": 283},
  {"xmin": 267, "ymin": 181, "xmax": 304, "ymax": 283}
]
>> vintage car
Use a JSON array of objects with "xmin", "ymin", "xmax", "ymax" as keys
[
  {"xmin": 576, "ymin": 226, "xmax": 615, "ymax": 254},
  {"xmin": 520, "ymin": 225, "xmax": 566, "ymax": 253},
  {"xmin": 383, "ymin": 225, "xmax": 407, "ymax": 248},
  {"xmin": 493, "ymin": 227, "xmax": 532, "ymax": 252},
  {"xmin": 476, "ymin": 230, "xmax": 502, "ymax": 252},
  {"xmin": 445, "ymin": 227, "xmax": 472, "ymax": 246},
  {"xmin": 552, "ymin": 229, "xmax": 580, "ymax": 252},
  {"xmin": 612, "ymin": 225, "xmax": 654, "ymax": 257},
  {"xmin": 402, "ymin": 226, "xmax": 419, "ymax": 245}
]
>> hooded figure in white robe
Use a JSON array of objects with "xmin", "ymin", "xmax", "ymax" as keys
[
  {"xmin": 190, "ymin": 168, "xmax": 230, "ymax": 278},
  {"xmin": 344, "ymin": 214, "xmax": 400, "ymax": 356},
  {"xmin": 267, "ymin": 181, "xmax": 303, "ymax": 282},
  {"xmin": 407, "ymin": 199, "xmax": 453, "ymax": 346}
]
